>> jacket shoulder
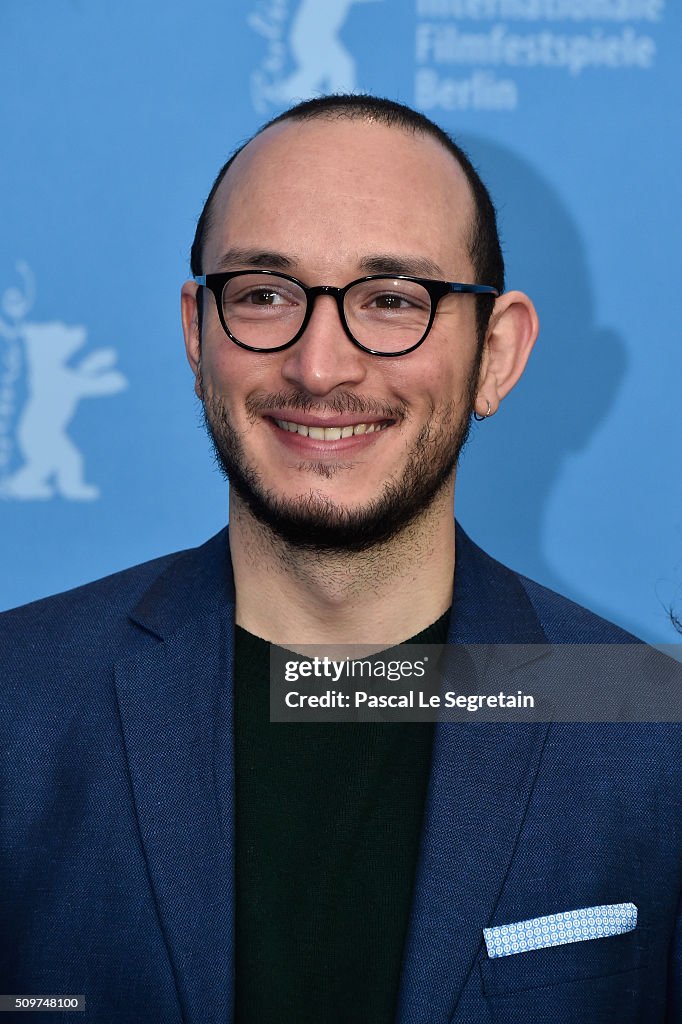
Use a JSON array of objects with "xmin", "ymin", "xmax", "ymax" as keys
[
  {"xmin": 2, "ymin": 549, "xmax": 182, "ymax": 634},
  {"xmin": 0, "ymin": 530, "xmax": 230, "ymax": 669},
  {"xmin": 515, "ymin": 571, "xmax": 640, "ymax": 643},
  {"xmin": 455, "ymin": 525, "xmax": 639, "ymax": 644}
]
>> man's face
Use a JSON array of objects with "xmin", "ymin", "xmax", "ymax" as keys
[{"xmin": 184, "ymin": 118, "xmax": 485, "ymax": 551}]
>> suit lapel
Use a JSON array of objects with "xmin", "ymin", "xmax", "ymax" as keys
[
  {"xmin": 115, "ymin": 531, "xmax": 236, "ymax": 1024},
  {"xmin": 396, "ymin": 526, "xmax": 552, "ymax": 1023}
]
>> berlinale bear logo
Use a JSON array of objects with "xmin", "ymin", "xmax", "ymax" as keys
[
  {"xmin": 0, "ymin": 262, "xmax": 128, "ymax": 501},
  {"xmin": 249, "ymin": 0, "xmax": 383, "ymax": 113}
]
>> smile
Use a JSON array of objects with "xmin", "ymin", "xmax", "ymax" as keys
[{"xmin": 272, "ymin": 419, "xmax": 392, "ymax": 440}]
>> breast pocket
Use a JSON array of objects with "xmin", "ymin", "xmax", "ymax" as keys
[{"xmin": 479, "ymin": 928, "xmax": 649, "ymax": 1024}]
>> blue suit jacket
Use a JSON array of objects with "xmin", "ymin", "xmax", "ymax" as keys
[{"xmin": 2, "ymin": 525, "xmax": 681, "ymax": 1023}]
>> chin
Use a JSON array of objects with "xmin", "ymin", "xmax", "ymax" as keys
[{"xmin": 203, "ymin": 388, "xmax": 474, "ymax": 554}]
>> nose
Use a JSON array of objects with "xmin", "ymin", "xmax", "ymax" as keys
[{"xmin": 279, "ymin": 291, "xmax": 368, "ymax": 397}]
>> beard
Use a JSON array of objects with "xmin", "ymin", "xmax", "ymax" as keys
[{"xmin": 201, "ymin": 368, "xmax": 480, "ymax": 554}]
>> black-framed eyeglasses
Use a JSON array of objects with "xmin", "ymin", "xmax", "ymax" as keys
[{"xmin": 194, "ymin": 270, "xmax": 499, "ymax": 357}]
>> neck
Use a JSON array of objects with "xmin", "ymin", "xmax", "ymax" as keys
[{"xmin": 229, "ymin": 490, "xmax": 456, "ymax": 645}]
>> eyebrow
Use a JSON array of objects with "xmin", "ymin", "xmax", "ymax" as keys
[
  {"xmin": 357, "ymin": 253, "xmax": 444, "ymax": 279},
  {"xmin": 215, "ymin": 248, "xmax": 298, "ymax": 271},
  {"xmin": 214, "ymin": 248, "xmax": 445, "ymax": 279}
]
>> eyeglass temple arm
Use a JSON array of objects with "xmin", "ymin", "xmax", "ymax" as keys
[{"xmin": 447, "ymin": 283, "xmax": 499, "ymax": 296}]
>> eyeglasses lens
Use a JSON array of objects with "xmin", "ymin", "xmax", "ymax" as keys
[
  {"xmin": 222, "ymin": 275, "xmax": 306, "ymax": 350},
  {"xmin": 345, "ymin": 279, "xmax": 431, "ymax": 352}
]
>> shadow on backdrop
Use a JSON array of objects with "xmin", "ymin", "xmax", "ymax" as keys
[{"xmin": 455, "ymin": 136, "xmax": 629, "ymax": 622}]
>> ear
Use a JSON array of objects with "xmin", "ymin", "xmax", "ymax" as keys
[
  {"xmin": 475, "ymin": 290, "xmax": 539, "ymax": 417},
  {"xmin": 181, "ymin": 280, "xmax": 203, "ymax": 399}
]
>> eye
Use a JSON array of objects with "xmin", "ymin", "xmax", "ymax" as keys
[
  {"xmin": 223, "ymin": 275, "xmax": 305, "ymax": 314},
  {"xmin": 352, "ymin": 282, "xmax": 431, "ymax": 314},
  {"xmin": 245, "ymin": 288, "xmax": 287, "ymax": 306},
  {"xmin": 370, "ymin": 292, "xmax": 415, "ymax": 310}
]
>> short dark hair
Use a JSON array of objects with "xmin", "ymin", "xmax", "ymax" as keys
[{"xmin": 190, "ymin": 94, "xmax": 504, "ymax": 343}]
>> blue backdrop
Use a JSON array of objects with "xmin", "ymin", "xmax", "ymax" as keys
[{"xmin": 1, "ymin": 0, "xmax": 680, "ymax": 644}]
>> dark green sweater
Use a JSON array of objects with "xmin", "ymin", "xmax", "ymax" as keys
[{"xmin": 234, "ymin": 612, "xmax": 449, "ymax": 1023}]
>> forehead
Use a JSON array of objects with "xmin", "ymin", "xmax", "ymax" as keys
[{"xmin": 204, "ymin": 118, "xmax": 476, "ymax": 277}]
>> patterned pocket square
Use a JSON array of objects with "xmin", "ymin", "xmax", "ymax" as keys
[{"xmin": 484, "ymin": 902, "xmax": 637, "ymax": 958}]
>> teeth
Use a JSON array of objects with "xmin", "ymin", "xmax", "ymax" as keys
[{"xmin": 274, "ymin": 418, "xmax": 388, "ymax": 439}]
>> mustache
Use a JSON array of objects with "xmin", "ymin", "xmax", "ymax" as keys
[{"xmin": 244, "ymin": 390, "xmax": 408, "ymax": 422}]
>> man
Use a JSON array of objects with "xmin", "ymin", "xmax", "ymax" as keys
[{"xmin": 1, "ymin": 95, "xmax": 680, "ymax": 1023}]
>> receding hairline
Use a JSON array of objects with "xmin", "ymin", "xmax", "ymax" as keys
[
  {"xmin": 239, "ymin": 105, "xmax": 469, "ymax": 161},
  {"xmin": 196, "ymin": 108, "xmax": 479, "ymax": 274}
]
